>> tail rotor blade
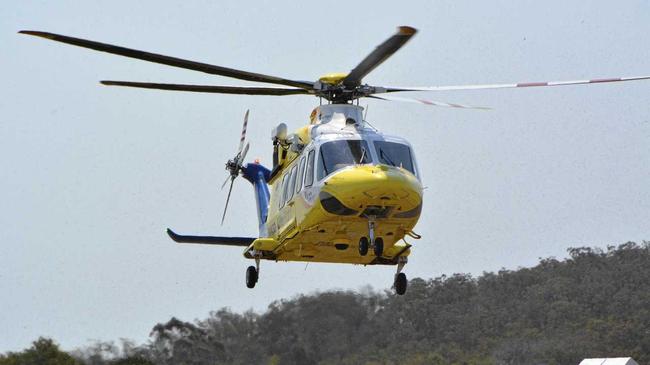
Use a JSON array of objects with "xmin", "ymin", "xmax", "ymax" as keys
[
  {"xmin": 238, "ymin": 110, "xmax": 249, "ymax": 154},
  {"xmin": 220, "ymin": 110, "xmax": 252, "ymax": 224},
  {"xmin": 221, "ymin": 178, "xmax": 235, "ymax": 225},
  {"xmin": 221, "ymin": 174, "xmax": 231, "ymax": 190},
  {"xmin": 239, "ymin": 142, "xmax": 250, "ymax": 164}
]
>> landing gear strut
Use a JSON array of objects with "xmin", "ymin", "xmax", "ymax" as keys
[
  {"xmin": 393, "ymin": 257, "xmax": 408, "ymax": 295},
  {"xmin": 367, "ymin": 217, "xmax": 384, "ymax": 257},
  {"xmin": 246, "ymin": 256, "xmax": 260, "ymax": 289}
]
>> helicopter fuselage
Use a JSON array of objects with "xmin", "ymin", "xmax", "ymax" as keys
[{"xmin": 243, "ymin": 104, "xmax": 423, "ymax": 266}]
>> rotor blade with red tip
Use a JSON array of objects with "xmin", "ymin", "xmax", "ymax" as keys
[
  {"xmin": 371, "ymin": 95, "xmax": 491, "ymax": 110},
  {"xmin": 385, "ymin": 75, "xmax": 650, "ymax": 92},
  {"xmin": 239, "ymin": 143, "xmax": 250, "ymax": 164},
  {"xmin": 238, "ymin": 110, "xmax": 249, "ymax": 154},
  {"xmin": 343, "ymin": 26, "xmax": 417, "ymax": 88},
  {"xmin": 20, "ymin": 30, "xmax": 314, "ymax": 89}
]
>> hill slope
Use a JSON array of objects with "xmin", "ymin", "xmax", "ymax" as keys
[{"xmin": 4, "ymin": 241, "xmax": 649, "ymax": 365}]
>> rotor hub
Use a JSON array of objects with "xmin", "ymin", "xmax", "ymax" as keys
[{"xmin": 318, "ymin": 72, "xmax": 348, "ymax": 86}]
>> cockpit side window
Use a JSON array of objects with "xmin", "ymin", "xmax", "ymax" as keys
[
  {"xmin": 317, "ymin": 140, "xmax": 371, "ymax": 180},
  {"xmin": 373, "ymin": 141, "xmax": 415, "ymax": 174},
  {"xmin": 304, "ymin": 150, "xmax": 315, "ymax": 187}
]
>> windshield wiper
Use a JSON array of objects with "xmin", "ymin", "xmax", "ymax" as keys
[
  {"xmin": 358, "ymin": 147, "xmax": 367, "ymax": 164},
  {"xmin": 379, "ymin": 148, "xmax": 397, "ymax": 167}
]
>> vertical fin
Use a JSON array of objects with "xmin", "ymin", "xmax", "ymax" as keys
[{"xmin": 241, "ymin": 163, "xmax": 271, "ymax": 236}]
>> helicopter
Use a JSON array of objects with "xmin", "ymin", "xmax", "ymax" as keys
[{"xmin": 20, "ymin": 26, "xmax": 649, "ymax": 295}]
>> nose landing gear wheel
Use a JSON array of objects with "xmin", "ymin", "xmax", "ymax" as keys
[
  {"xmin": 393, "ymin": 256, "xmax": 408, "ymax": 295},
  {"xmin": 373, "ymin": 237, "xmax": 384, "ymax": 257},
  {"xmin": 359, "ymin": 237, "xmax": 369, "ymax": 256},
  {"xmin": 394, "ymin": 272, "xmax": 407, "ymax": 295},
  {"xmin": 246, "ymin": 265, "xmax": 258, "ymax": 289}
]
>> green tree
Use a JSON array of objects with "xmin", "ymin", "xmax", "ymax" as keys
[
  {"xmin": 110, "ymin": 357, "xmax": 154, "ymax": 365},
  {"xmin": 0, "ymin": 338, "xmax": 82, "ymax": 365}
]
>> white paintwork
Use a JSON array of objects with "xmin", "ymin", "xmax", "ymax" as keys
[
  {"xmin": 306, "ymin": 104, "xmax": 421, "ymax": 181},
  {"xmin": 579, "ymin": 358, "xmax": 639, "ymax": 365},
  {"xmin": 312, "ymin": 104, "xmax": 364, "ymax": 127}
]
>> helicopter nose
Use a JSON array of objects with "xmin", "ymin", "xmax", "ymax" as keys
[{"xmin": 321, "ymin": 164, "xmax": 422, "ymax": 217}]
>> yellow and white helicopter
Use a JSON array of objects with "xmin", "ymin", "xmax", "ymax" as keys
[{"xmin": 21, "ymin": 26, "xmax": 649, "ymax": 294}]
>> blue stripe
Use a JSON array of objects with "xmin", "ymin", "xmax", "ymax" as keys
[{"xmin": 241, "ymin": 163, "xmax": 271, "ymax": 237}]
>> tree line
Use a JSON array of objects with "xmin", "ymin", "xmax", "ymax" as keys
[{"xmin": 2, "ymin": 241, "xmax": 648, "ymax": 365}]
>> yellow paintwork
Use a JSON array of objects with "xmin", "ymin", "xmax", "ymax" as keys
[
  {"xmin": 246, "ymin": 151, "xmax": 422, "ymax": 265},
  {"xmin": 295, "ymin": 125, "xmax": 311, "ymax": 145},
  {"xmin": 318, "ymin": 72, "xmax": 348, "ymax": 85},
  {"xmin": 269, "ymin": 126, "xmax": 313, "ymax": 185},
  {"xmin": 252, "ymin": 237, "xmax": 280, "ymax": 251}
]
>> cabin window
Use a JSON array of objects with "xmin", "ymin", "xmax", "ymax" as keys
[
  {"xmin": 273, "ymin": 181, "xmax": 281, "ymax": 207},
  {"xmin": 282, "ymin": 170, "xmax": 293, "ymax": 206},
  {"xmin": 296, "ymin": 156, "xmax": 306, "ymax": 194},
  {"xmin": 279, "ymin": 173, "xmax": 289, "ymax": 209},
  {"xmin": 286, "ymin": 165, "xmax": 298, "ymax": 202},
  {"xmin": 304, "ymin": 150, "xmax": 315, "ymax": 187},
  {"xmin": 373, "ymin": 141, "xmax": 414, "ymax": 174},
  {"xmin": 317, "ymin": 140, "xmax": 370, "ymax": 180}
]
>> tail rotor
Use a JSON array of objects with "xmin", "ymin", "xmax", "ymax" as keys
[{"xmin": 221, "ymin": 110, "xmax": 250, "ymax": 225}]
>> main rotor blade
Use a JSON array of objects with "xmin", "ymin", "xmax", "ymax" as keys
[
  {"xmin": 385, "ymin": 75, "xmax": 650, "ymax": 92},
  {"xmin": 221, "ymin": 178, "xmax": 235, "ymax": 226},
  {"xmin": 238, "ymin": 110, "xmax": 249, "ymax": 154},
  {"xmin": 343, "ymin": 26, "xmax": 417, "ymax": 88},
  {"xmin": 20, "ymin": 30, "xmax": 314, "ymax": 89},
  {"xmin": 371, "ymin": 95, "xmax": 491, "ymax": 110},
  {"xmin": 100, "ymin": 81, "xmax": 312, "ymax": 95}
]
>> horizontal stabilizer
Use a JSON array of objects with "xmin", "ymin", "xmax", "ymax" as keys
[{"xmin": 166, "ymin": 228, "xmax": 255, "ymax": 247}]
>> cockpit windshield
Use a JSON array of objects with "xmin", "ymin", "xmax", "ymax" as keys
[
  {"xmin": 317, "ymin": 140, "xmax": 371, "ymax": 180},
  {"xmin": 374, "ymin": 141, "xmax": 415, "ymax": 174}
]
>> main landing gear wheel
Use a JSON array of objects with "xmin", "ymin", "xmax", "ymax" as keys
[
  {"xmin": 359, "ymin": 237, "xmax": 369, "ymax": 256},
  {"xmin": 394, "ymin": 272, "xmax": 407, "ymax": 295},
  {"xmin": 246, "ymin": 265, "xmax": 258, "ymax": 288},
  {"xmin": 373, "ymin": 237, "xmax": 384, "ymax": 257}
]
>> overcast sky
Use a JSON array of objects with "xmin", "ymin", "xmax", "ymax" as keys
[{"xmin": 1, "ymin": 0, "xmax": 649, "ymax": 352}]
